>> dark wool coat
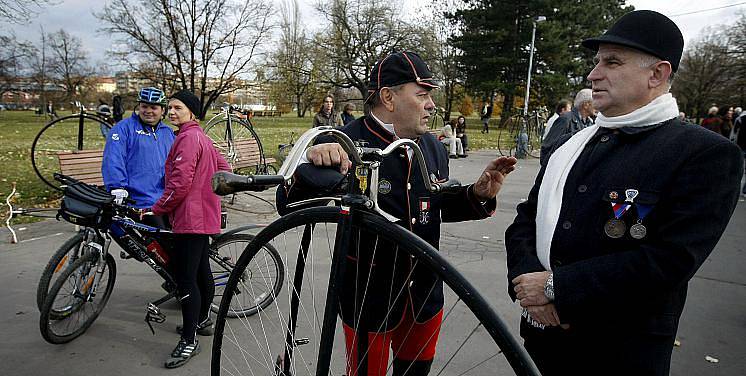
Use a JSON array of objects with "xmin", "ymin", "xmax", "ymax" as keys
[{"xmin": 506, "ymin": 118, "xmax": 743, "ymax": 375}]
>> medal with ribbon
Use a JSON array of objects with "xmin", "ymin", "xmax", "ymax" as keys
[
  {"xmin": 604, "ymin": 189, "xmax": 637, "ymax": 238},
  {"xmin": 630, "ymin": 203, "xmax": 652, "ymax": 239}
]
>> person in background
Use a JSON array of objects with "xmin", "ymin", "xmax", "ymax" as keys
[
  {"xmin": 341, "ymin": 103, "xmax": 356, "ymax": 125},
  {"xmin": 540, "ymin": 89, "xmax": 595, "ymax": 165},
  {"xmin": 112, "ymin": 94, "xmax": 124, "ymax": 123},
  {"xmin": 543, "ymin": 99, "xmax": 572, "ymax": 138},
  {"xmin": 151, "ymin": 90, "xmax": 231, "ymax": 368},
  {"xmin": 102, "ymin": 87, "xmax": 175, "ymax": 229},
  {"xmin": 701, "ymin": 106, "xmax": 723, "ymax": 134},
  {"xmin": 480, "ymin": 99, "xmax": 493, "ymax": 133},
  {"xmin": 455, "ymin": 115, "xmax": 469, "ymax": 151},
  {"xmin": 313, "ymin": 95, "xmax": 343, "ymax": 127},
  {"xmin": 441, "ymin": 119, "xmax": 466, "ymax": 158}
]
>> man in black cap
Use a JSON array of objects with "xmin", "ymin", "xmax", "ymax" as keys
[
  {"xmin": 505, "ymin": 10, "xmax": 743, "ymax": 375},
  {"xmin": 278, "ymin": 51, "xmax": 518, "ymax": 375}
]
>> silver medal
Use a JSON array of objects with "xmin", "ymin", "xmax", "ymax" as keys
[
  {"xmin": 604, "ymin": 218, "xmax": 626, "ymax": 238},
  {"xmin": 629, "ymin": 222, "xmax": 647, "ymax": 239}
]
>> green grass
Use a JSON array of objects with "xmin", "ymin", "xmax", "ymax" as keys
[{"xmin": 0, "ymin": 110, "xmax": 510, "ymax": 224}]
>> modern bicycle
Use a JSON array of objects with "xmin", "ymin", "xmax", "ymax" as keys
[
  {"xmin": 209, "ymin": 126, "xmax": 540, "ymax": 375},
  {"xmin": 38, "ymin": 173, "xmax": 284, "ymax": 344},
  {"xmin": 203, "ymin": 103, "xmax": 276, "ymax": 175},
  {"xmin": 31, "ymin": 101, "xmax": 115, "ymax": 190}
]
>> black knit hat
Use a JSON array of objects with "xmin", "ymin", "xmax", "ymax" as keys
[
  {"xmin": 582, "ymin": 10, "xmax": 684, "ymax": 72},
  {"xmin": 365, "ymin": 51, "xmax": 439, "ymax": 103},
  {"xmin": 170, "ymin": 89, "xmax": 202, "ymax": 118}
]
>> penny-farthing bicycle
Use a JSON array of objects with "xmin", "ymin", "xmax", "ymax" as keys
[{"xmin": 209, "ymin": 127, "xmax": 540, "ymax": 376}]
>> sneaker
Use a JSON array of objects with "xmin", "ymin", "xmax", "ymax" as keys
[
  {"xmin": 165, "ymin": 338, "xmax": 200, "ymax": 368},
  {"xmin": 176, "ymin": 318, "xmax": 214, "ymax": 336},
  {"xmin": 459, "ymin": 154, "xmax": 468, "ymax": 158},
  {"xmin": 449, "ymin": 154, "xmax": 458, "ymax": 159}
]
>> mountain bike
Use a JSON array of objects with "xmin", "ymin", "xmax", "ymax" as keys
[
  {"xmin": 31, "ymin": 101, "xmax": 115, "ymax": 190},
  {"xmin": 38, "ymin": 174, "xmax": 284, "ymax": 344},
  {"xmin": 497, "ymin": 108, "xmax": 548, "ymax": 159},
  {"xmin": 203, "ymin": 103, "xmax": 276, "ymax": 175},
  {"xmin": 209, "ymin": 127, "xmax": 540, "ymax": 375}
]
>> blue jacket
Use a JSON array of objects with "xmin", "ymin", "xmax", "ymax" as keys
[{"xmin": 102, "ymin": 114, "xmax": 175, "ymax": 208}]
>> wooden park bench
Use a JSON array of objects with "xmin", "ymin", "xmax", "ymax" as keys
[
  {"xmin": 57, "ymin": 149, "xmax": 104, "ymax": 186},
  {"xmin": 217, "ymin": 138, "xmax": 276, "ymax": 173}
]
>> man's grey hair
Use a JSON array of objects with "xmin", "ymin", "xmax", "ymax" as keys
[
  {"xmin": 637, "ymin": 53, "xmax": 676, "ymax": 84},
  {"xmin": 574, "ymin": 88, "xmax": 593, "ymax": 108},
  {"xmin": 364, "ymin": 84, "xmax": 405, "ymax": 115}
]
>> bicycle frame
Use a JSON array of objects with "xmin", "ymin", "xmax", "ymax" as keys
[{"xmin": 206, "ymin": 103, "xmax": 269, "ymax": 173}]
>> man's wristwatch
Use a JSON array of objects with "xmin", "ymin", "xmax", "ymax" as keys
[{"xmin": 544, "ymin": 272, "xmax": 555, "ymax": 301}]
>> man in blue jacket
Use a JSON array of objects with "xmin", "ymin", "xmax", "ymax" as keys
[{"xmin": 102, "ymin": 87, "xmax": 175, "ymax": 227}]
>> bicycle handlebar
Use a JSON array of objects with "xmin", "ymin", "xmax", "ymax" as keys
[{"xmin": 211, "ymin": 126, "xmax": 461, "ymax": 198}]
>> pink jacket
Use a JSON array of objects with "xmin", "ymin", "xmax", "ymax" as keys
[{"xmin": 152, "ymin": 121, "xmax": 230, "ymax": 234}]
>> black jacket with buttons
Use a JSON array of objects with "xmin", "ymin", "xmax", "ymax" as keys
[
  {"xmin": 277, "ymin": 116, "xmax": 495, "ymax": 330},
  {"xmin": 506, "ymin": 118, "xmax": 742, "ymax": 373},
  {"xmin": 540, "ymin": 108, "xmax": 593, "ymax": 165}
]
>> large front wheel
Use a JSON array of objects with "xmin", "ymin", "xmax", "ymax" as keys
[{"xmin": 211, "ymin": 206, "xmax": 538, "ymax": 376}]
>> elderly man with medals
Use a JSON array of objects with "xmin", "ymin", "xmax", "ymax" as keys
[{"xmin": 504, "ymin": 10, "xmax": 743, "ymax": 375}]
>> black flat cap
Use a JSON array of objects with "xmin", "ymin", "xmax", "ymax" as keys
[
  {"xmin": 582, "ymin": 10, "xmax": 684, "ymax": 72},
  {"xmin": 365, "ymin": 51, "xmax": 439, "ymax": 103}
]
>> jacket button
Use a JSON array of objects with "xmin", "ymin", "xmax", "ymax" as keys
[
  {"xmin": 562, "ymin": 221, "xmax": 571, "ymax": 229},
  {"xmin": 407, "ymin": 183, "xmax": 411, "ymax": 190},
  {"xmin": 600, "ymin": 135, "xmax": 610, "ymax": 142},
  {"xmin": 578, "ymin": 185, "xmax": 587, "ymax": 193}
]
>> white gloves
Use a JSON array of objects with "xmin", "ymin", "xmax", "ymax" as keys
[{"xmin": 111, "ymin": 189, "xmax": 129, "ymax": 205}]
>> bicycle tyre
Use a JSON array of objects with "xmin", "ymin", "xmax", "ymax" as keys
[
  {"xmin": 204, "ymin": 116, "xmax": 270, "ymax": 173},
  {"xmin": 39, "ymin": 252, "xmax": 117, "ymax": 344},
  {"xmin": 209, "ymin": 233, "xmax": 284, "ymax": 317},
  {"xmin": 211, "ymin": 206, "xmax": 538, "ymax": 376},
  {"xmin": 36, "ymin": 231, "xmax": 88, "ymax": 312},
  {"xmin": 31, "ymin": 113, "xmax": 112, "ymax": 190},
  {"xmin": 498, "ymin": 117, "xmax": 519, "ymax": 157}
]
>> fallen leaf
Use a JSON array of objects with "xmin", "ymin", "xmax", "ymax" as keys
[
  {"xmin": 482, "ymin": 236, "xmax": 490, "ymax": 239},
  {"xmin": 705, "ymin": 355, "xmax": 719, "ymax": 363},
  {"xmin": 674, "ymin": 339, "xmax": 681, "ymax": 347}
]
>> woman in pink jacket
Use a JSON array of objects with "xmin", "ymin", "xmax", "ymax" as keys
[{"xmin": 151, "ymin": 90, "xmax": 230, "ymax": 368}]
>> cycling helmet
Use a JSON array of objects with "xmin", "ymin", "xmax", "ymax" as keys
[{"xmin": 137, "ymin": 87, "xmax": 167, "ymax": 106}]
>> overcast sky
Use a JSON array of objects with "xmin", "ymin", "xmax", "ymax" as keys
[{"xmin": 2, "ymin": 0, "xmax": 743, "ymax": 73}]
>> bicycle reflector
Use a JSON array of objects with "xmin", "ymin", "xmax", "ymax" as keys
[{"xmin": 138, "ymin": 87, "xmax": 167, "ymax": 106}]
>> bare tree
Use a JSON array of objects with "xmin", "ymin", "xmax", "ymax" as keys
[
  {"xmin": 0, "ymin": 0, "xmax": 57, "ymax": 24},
  {"xmin": 672, "ymin": 28, "xmax": 732, "ymax": 122},
  {"xmin": 268, "ymin": 0, "xmax": 327, "ymax": 117},
  {"xmin": 98, "ymin": 0, "xmax": 274, "ymax": 118},
  {"xmin": 0, "ymin": 33, "xmax": 32, "ymax": 96},
  {"xmin": 47, "ymin": 29, "xmax": 92, "ymax": 100},
  {"xmin": 313, "ymin": 0, "xmax": 424, "ymax": 98}
]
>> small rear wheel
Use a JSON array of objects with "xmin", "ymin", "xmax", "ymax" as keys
[
  {"xmin": 39, "ymin": 252, "xmax": 116, "ymax": 344},
  {"xmin": 209, "ymin": 233, "xmax": 284, "ymax": 317}
]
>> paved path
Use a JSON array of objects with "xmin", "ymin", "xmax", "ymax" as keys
[{"xmin": 1, "ymin": 151, "xmax": 744, "ymax": 375}]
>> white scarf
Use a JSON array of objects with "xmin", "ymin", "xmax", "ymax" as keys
[{"xmin": 536, "ymin": 93, "xmax": 679, "ymax": 270}]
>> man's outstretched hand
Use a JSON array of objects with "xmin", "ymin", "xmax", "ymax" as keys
[{"xmin": 473, "ymin": 156, "xmax": 517, "ymax": 201}]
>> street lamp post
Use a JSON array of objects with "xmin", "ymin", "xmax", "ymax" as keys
[
  {"xmin": 523, "ymin": 16, "xmax": 546, "ymax": 117},
  {"xmin": 516, "ymin": 15, "xmax": 546, "ymax": 159}
]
